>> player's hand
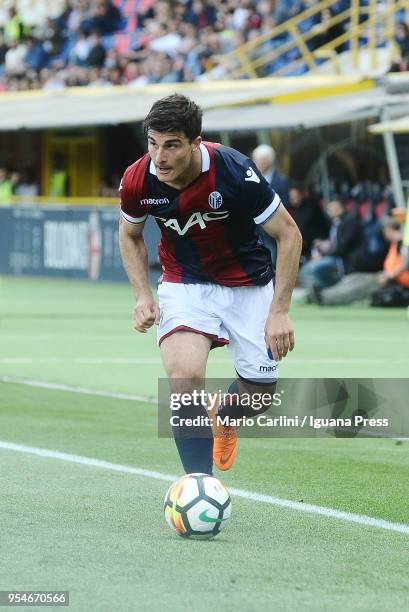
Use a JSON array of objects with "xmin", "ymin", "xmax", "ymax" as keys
[
  {"xmin": 378, "ymin": 272, "xmax": 392, "ymax": 286},
  {"xmin": 264, "ymin": 312, "xmax": 295, "ymax": 361},
  {"xmin": 133, "ymin": 296, "xmax": 160, "ymax": 333}
]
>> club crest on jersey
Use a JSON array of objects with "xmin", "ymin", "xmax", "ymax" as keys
[{"xmin": 208, "ymin": 191, "xmax": 223, "ymax": 210}]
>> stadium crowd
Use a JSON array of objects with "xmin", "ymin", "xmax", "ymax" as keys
[
  {"xmin": 251, "ymin": 144, "xmax": 409, "ymax": 308},
  {"xmin": 0, "ymin": 0, "xmax": 407, "ymax": 91}
]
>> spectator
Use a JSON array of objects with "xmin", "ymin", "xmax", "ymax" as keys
[
  {"xmin": 87, "ymin": 66, "xmax": 110, "ymax": 86},
  {"xmin": 71, "ymin": 31, "xmax": 91, "ymax": 66},
  {"xmin": 310, "ymin": 8, "xmax": 345, "ymax": 53},
  {"xmin": 3, "ymin": 7, "xmax": 28, "ymax": 46},
  {"xmin": 252, "ymin": 144, "xmax": 289, "ymax": 206},
  {"xmin": 85, "ymin": 31, "xmax": 106, "ymax": 67},
  {"xmin": 287, "ymin": 186, "xmax": 330, "ymax": 261},
  {"xmin": 41, "ymin": 67, "xmax": 66, "ymax": 90},
  {"xmin": 185, "ymin": 1, "xmax": 217, "ymax": 28},
  {"xmin": 252, "ymin": 144, "xmax": 289, "ymax": 270},
  {"xmin": 395, "ymin": 22, "xmax": 409, "ymax": 59},
  {"xmin": 299, "ymin": 199, "xmax": 363, "ymax": 289},
  {"xmin": 390, "ymin": 22, "xmax": 409, "ymax": 72},
  {"xmin": 0, "ymin": 167, "xmax": 17, "ymax": 203},
  {"xmin": 67, "ymin": 0, "xmax": 91, "ymax": 34},
  {"xmin": 81, "ymin": 1, "xmax": 121, "ymax": 35},
  {"xmin": 350, "ymin": 213, "xmax": 389, "ymax": 273},
  {"xmin": 273, "ymin": 0, "xmax": 302, "ymax": 25},
  {"xmin": 107, "ymin": 65, "xmax": 123, "ymax": 85},
  {"xmin": 24, "ymin": 37, "xmax": 49, "ymax": 72},
  {"xmin": 35, "ymin": 17, "xmax": 62, "ymax": 58},
  {"xmin": 54, "ymin": 1, "xmax": 73, "ymax": 35},
  {"xmin": 49, "ymin": 153, "xmax": 69, "ymax": 197},
  {"xmin": 4, "ymin": 40, "xmax": 27, "ymax": 75},
  {"xmin": 307, "ymin": 217, "xmax": 409, "ymax": 306},
  {"xmin": 0, "ymin": 29, "xmax": 7, "ymax": 66},
  {"xmin": 125, "ymin": 60, "xmax": 149, "ymax": 87},
  {"xmin": 148, "ymin": 22, "xmax": 183, "ymax": 58},
  {"xmin": 14, "ymin": 170, "xmax": 39, "ymax": 197}
]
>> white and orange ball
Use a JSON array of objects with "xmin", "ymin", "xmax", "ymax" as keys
[{"xmin": 164, "ymin": 473, "xmax": 231, "ymax": 540}]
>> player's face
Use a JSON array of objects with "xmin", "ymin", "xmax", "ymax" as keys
[{"xmin": 147, "ymin": 130, "xmax": 201, "ymax": 184}]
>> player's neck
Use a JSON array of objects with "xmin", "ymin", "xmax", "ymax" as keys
[{"xmin": 163, "ymin": 148, "xmax": 202, "ymax": 191}]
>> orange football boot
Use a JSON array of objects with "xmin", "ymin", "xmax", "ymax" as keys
[{"xmin": 210, "ymin": 405, "xmax": 238, "ymax": 471}]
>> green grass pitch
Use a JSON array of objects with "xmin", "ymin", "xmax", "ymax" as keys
[{"xmin": 0, "ymin": 276, "xmax": 408, "ymax": 611}]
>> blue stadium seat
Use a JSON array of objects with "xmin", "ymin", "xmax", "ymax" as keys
[{"xmin": 283, "ymin": 63, "xmax": 308, "ymax": 76}]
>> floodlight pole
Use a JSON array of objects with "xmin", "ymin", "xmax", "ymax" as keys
[{"xmin": 381, "ymin": 109, "xmax": 405, "ymax": 209}]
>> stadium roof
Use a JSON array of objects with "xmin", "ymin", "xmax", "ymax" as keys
[
  {"xmin": 368, "ymin": 115, "xmax": 409, "ymax": 134},
  {"xmin": 1, "ymin": 75, "xmax": 409, "ymax": 131},
  {"xmin": 205, "ymin": 90, "xmax": 409, "ymax": 131}
]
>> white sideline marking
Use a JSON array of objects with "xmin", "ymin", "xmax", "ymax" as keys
[
  {"xmin": 0, "ymin": 376, "xmax": 156, "ymax": 404},
  {"xmin": 0, "ymin": 440, "xmax": 408, "ymax": 536}
]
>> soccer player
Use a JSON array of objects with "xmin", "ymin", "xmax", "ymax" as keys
[{"xmin": 119, "ymin": 94, "xmax": 302, "ymax": 476}]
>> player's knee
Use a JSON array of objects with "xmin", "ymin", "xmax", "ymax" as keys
[{"xmin": 168, "ymin": 372, "xmax": 205, "ymax": 395}]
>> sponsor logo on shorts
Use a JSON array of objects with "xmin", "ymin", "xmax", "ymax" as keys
[
  {"xmin": 140, "ymin": 198, "xmax": 170, "ymax": 206},
  {"xmin": 259, "ymin": 364, "xmax": 278, "ymax": 372},
  {"xmin": 208, "ymin": 191, "xmax": 223, "ymax": 209}
]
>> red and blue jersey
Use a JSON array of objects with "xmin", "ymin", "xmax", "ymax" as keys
[{"xmin": 120, "ymin": 141, "xmax": 281, "ymax": 287}]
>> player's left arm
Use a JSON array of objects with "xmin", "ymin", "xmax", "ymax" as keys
[{"xmin": 262, "ymin": 205, "xmax": 302, "ymax": 360}]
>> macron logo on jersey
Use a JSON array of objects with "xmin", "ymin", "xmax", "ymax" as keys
[
  {"xmin": 155, "ymin": 211, "xmax": 229, "ymax": 236},
  {"xmin": 245, "ymin": 167, "xmax": 260, "ymax": 184},
  {"xmin": 140, "ymin": 198, "xmax": 170, "ymax": 206}
]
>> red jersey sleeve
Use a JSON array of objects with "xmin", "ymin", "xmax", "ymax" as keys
[{"xmin": 119, "ymin": 155, "xmax": 150, "ymax": 225}]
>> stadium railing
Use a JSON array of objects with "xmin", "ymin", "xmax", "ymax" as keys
[{"xmin": 209, "ymin": 0, "xmax": 407, "ymax": 79}]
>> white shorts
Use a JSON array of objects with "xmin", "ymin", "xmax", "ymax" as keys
[{"xmin": 157, "ymin": 281, "xmax": 278, "ymax": 383}]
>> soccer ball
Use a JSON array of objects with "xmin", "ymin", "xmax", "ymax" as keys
[{"xmin": 164, "ymin": 473, "xmax": 232, "ymax": 540}]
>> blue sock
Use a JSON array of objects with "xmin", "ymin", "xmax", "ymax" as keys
[
  {"xmin": 172, "ymin": 401, "xmax": 213, "ymax": 476},
  {"xmin": 217, "ymin": 379, "xmax": 275, "ymax": 421},
  {"xmin": 216, "ymin": 380, "xmax": 243, "ymax": 423}
]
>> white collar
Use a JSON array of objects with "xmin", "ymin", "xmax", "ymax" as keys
[
  {"xmin": 200, "ymin": 142, "xmax": 210, "ymax": 171},
  {"xmin": 149, "ymin": 142, "xmax": 210, "ymax": 176}
]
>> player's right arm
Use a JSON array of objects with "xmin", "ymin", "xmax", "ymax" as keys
[
  {"xmin": 119, "ymin": 217, "xmax": 160, "ymax": 332},
  {"xmin": 118, "ymin": 162, "xmax": 160, "ymax": 333}
]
